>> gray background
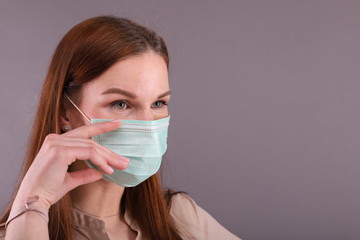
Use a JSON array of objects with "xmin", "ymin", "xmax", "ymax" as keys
[{"xmin": 1, "ymin": 1, "xmax": 360, "ymax": 239}]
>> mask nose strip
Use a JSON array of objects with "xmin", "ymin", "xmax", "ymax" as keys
[{"xmin": 64, "ymin": 93, "xmax": 91, "ymax": 123}]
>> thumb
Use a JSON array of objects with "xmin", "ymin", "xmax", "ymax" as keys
[{"xmin": 65, "ymin": 169, "xmax": 103, "ymax": 191}]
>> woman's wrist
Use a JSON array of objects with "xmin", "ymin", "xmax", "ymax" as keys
[{"xmin": 6, "ymin": 195, "xmax": 50, "ymax": 228}]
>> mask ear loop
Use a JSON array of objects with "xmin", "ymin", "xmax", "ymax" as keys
[{"xmin": 64, "ymin": 93, "xmax": 92, "ymax": 123}]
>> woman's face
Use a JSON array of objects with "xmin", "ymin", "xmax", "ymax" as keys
[{"xmin": 67, "ymin": 50, "xmax": 170, "ymax": 128}]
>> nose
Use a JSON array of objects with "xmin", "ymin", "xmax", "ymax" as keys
[{"xmin": 135, "ymin": 110, "xmax": 155, "ymax": 121}]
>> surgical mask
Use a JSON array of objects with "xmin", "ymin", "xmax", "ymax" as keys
[{"xmin": 65, "ymin": 94, "xmax": 169, "ymax": 187}]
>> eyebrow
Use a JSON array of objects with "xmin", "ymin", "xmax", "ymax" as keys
[
  {"xmin": 101, "ymin": 88, "xmax": 171, "ymax": 99},
  {"xmin": 101, "ymin": 88, "xmax": 137, "ymax": 98},
  {"xmin": 158, "ymin": 90, "xmax": 171, "ymax": 99}
]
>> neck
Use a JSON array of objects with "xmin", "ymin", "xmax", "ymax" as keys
[{"xmin": 70, "ymin": 179, "xmax": 125, "ymax": 218}]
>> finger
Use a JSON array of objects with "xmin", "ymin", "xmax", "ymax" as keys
[
  {"xmin": 64, "ymin": 169, "xmax": 103, "ymax": 191},
  {"xmin": 63, "ymin": 120, "xmax": 121, "ymax": 139},
  {"xmin": 55, "ymin": 137, "xmax": 129, "ymax": 170},
  {"xmin": 68, "ymin": 146, "xmax": 115, "ymax": 174},
  {"xmin": 57, "ymin": 136, "xmax": 128, "ymax": 161},
  {"xmin": 80, "ymin": 145, "xmax": 129, "ymax": 171}
]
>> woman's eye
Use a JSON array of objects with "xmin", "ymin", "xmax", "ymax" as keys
[
  {"xmin": 111, "ymin": 100, "xmax": 129, "ymax": 110},
  {"xmin": 152, "ymin": 100, "xmax": 168, "ymax": 109}
]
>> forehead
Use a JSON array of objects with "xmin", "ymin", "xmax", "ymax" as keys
[{"xmin": 83, "ymin": 51, "xmax": 169, "ymax": 95}]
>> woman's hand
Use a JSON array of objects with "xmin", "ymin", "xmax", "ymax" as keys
[{"xmin": 14, "ymin": 120, "xmax": 129, "ymax": 209}]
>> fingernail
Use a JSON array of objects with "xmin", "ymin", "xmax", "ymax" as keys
[
  {"xmin": 107, "ymin": 166, "xmax": 114, "ymax": 174},
  {"xmin": 111, "ymin": 119, "xmax": 121, "ymax": 123},
  {"xmin": 120, "ymin": 157, "xmax": 129, "ymax": 166}
]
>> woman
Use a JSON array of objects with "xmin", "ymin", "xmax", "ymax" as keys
[{"xmin": 0, "ymin": 16, "xmax": 240, "ymax": 240}]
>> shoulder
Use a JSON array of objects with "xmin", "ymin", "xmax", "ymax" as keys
[
  {"xmin": 169, "ymin": 193, "xmax": 241, "ymax": 240},
  {"xmin": 169, "ymin": 193, "xmax": 201, "ymax": 226}
]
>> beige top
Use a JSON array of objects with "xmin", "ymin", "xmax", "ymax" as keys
[{"xmin": 0, "ymin": 194, "xmax": 240, "ymax": 240}]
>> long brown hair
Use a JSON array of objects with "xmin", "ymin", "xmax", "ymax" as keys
[{"xmin": 0, "ymin": 16, "xmax": 182, "ymax": 240}]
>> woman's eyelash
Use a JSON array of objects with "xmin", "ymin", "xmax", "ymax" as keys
[
  {"xmin": 110, "ymin": 100, "xmax": 169, "ymax": 110},
  {"xmin": 110, "ymin": 100, "xmax": 129, "ymax": 109},
  {"xmin": 158, "ymin": 100, "xmax": 168, "ymax": 105},
  {"xmin": 152, "ymin": 100, "xmax": 168, "ymax": 108}
]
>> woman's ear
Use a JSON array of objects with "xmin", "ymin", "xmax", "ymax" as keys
[{"xmin": 60, "ymin": 99, "xmax": 72, "ymax": 132}]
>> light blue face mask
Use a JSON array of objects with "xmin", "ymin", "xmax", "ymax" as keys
[{"xmin": 65, "ymin": 94, "xmax": 170, "ymax": 187}]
